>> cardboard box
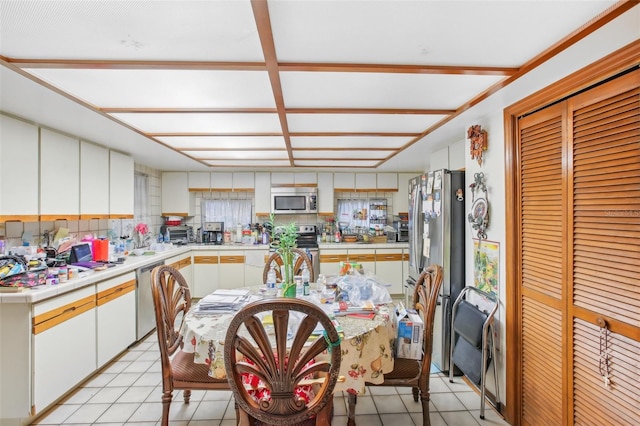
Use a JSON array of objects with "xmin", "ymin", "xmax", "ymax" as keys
[{"xmin": 394, "ymin": 303, "xmax": 424, "ymax": 360}]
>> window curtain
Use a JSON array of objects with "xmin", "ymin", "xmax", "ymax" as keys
[
  {"xmin": 202, "ymin": 199, "xmax": 252, "ymax": 232},
  {"xmin": 134, "ymin": 172, "xmax": 150, "ymax": 224}
]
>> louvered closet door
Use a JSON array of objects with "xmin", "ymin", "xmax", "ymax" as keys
[
  {"xmin": 518, "ymin": 103, "xmax": 566, "ymax": 426},
  {"xmin": 568, "ymin": 70, "xmax": 640, "ymax": 426}
]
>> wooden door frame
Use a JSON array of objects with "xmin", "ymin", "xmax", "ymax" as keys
[{"xmin": 503, "ymin": 40, "xmax": 640, "ymax": 425}]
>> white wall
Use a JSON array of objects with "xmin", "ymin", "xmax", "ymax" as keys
[{"xmin": 447, "ymin": 8, "xmax": 639, "ymax": 401}]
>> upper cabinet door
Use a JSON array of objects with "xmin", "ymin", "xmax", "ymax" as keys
[
  {"xmin": 80, "ymin": 141, "xmax": 109, "ymax": 219},
  {"xmin": 188, "ymin": 172, "xmax": 211, "ymax": 191},
  {"xmin": 254, "ymin": 172, "xmax": 271, "ymax": 217},
  {"xmin": 233, "ymin": 172, "xmax": 254, "ymax": 191},
  {"xmin": 294, "ymin": 173, "xmax": 317, "ymax": 185},
  {"xmin": 109, "ymin": 151, "xmax": 134, "ymax": 218},
  {"xmin": 40, "ymin": 129, "xmax": 80, "ymax": 220},
  {"xmin": 211, "ymin": 172, "xmax": 233, "ymax": 190},
  {"xmin": 161, "ymin": 172, "xmax": 193, "ymax": 216},
  {"xmin": 271, "ymin": 172, "xmax": 294, "ymax": 186},
  {"xmin": 355, "ymin": 173, "xmax": 376, "ymax": 192},
  {"xmin": 0, "ymin": 115, "xmax": 39, "ymax": 220},
  {"xmin": 376, "ymin": 173, "xmax": 398, "ymax": 192},
  {"xmin": 333, "ymin": 173, "xmax": 355, "ymax": 192},
  {"xmin": 393, "ymin": 173, "xmax": 414, "ymax": 215},
  {"xmin": 317, "ymin": 173, "xmax": 334, "ymax": 215}
]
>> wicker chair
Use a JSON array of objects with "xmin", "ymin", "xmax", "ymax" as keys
[
  {"xmin": 151, "ymin": 265, "xmax": 233, "ymax": 426},
  {"xmin": 262, "ymin": 248, "xmax": 314, "ymax": 284},
  {"xmin": 224, "ymin": 298, "xmax": 341, "ymax": 425},
  {"xmin": 347, "ymin": 264, "xmax": 443, "ymax": 426}
]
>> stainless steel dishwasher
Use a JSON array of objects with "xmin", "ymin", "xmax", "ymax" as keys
[{"xmin": 135, "ymin": 260, "xmax": 165, "ymax": 341}]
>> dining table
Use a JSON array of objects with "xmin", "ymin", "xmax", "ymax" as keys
[{"xmin": 179, "ymin": 287, "xmax": 397, "ymax": 396}]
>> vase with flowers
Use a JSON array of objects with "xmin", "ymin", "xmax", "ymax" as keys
[
  {"xmin": 267, "ymin": 214, "xmax": 298, "ymax": 297},
  {"xmin": 134, "ymin": 223, "xmax": 150, "ymax": 249}
]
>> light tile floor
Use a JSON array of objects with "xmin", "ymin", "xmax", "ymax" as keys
[{"xmin": 31, "ymin": 333, "xmax": 508, "ymax": 425}]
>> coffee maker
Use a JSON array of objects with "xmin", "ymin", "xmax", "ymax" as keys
[{"xmin": 203, "ymin": 222, "xmax": 224, "ymax": 245}]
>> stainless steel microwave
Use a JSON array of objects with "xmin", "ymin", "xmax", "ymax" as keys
[{"xmin": 271, "ymin": 187, "xmax": 318, "ymax": 214}]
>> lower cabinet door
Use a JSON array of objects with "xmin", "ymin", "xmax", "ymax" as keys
[
  {"xmin": 193, "ymin": 252, "xmax": 220, "ymax": 297},
  {"xmin": 32, "ymin": 287, "xmax": 97, "ymax": 413},
  {"xmin": 219, "ymin": 251, "xmax": 245, "ymax": 288},
  {"xmin": 97, "ymin": 274, "xmax": 136, "ymax": 367},
  {"xmin": 375, "ymin": 248, "xmax": 404, "ymax": 295}
]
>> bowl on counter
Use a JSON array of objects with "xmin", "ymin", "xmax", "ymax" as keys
[{"xmin": 132, "ymin": 248, "xmax": 146, "ymax": 256}]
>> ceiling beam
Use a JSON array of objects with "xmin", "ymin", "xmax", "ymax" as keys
[
  {"xmin": 251, "ymin": 0, "xmax": 294, "ymax": 166},
  {"xmin": 102, "ymin": 107, "xmax": 453, "ymax": 115},
  {"xmin": 279, "ymin": 63, "xmax": 517, "ymax": 76}
]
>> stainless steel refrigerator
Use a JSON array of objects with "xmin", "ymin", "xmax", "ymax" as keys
[{"xmin": 405, "ymin": 169, "xmax": 465, "ymax": 373}]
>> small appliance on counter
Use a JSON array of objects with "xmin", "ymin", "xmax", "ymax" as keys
[
  {"xmin": 203, "ymin": 222, "xmax": 224, "ymax": 245},
  {"xmin": 159, "ymin": 225, "xmax": 193, "ymax": 245},
  {"xmin": 393, "ymin": 218, "xmax": 409, "ymax": 242}
]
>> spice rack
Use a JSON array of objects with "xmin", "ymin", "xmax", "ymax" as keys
[{"xmin": 368, "ymin": 199, "xmax": 388, "ymax": 225}]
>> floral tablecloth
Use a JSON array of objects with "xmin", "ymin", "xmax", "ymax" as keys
[{"xmin": 179, "ymin": 297, "xmax": 396, "ymax": 395}]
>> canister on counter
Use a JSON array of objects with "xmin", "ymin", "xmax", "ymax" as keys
[{"xmin": 58, "ymin": 266, "xmax": 68, "ymax": 282}]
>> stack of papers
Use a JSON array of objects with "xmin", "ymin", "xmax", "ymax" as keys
[
  {"xmin": 196, "ymin": 289, "xmax": 251, "ymax": 313},
  {"xmin": 332, "ymin": 300, "xmax": 376, "ymax": 315}
]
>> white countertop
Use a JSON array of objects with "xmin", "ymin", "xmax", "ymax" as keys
[{"xmin": 0, "ymin": 242, "xmax": 408, "ymax": 304}]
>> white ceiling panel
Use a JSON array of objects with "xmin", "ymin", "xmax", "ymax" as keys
[
  {"xmin": 111, "ymin": 113, "xmax": 282, "ymax": 133},
  {"xmin": 0, "ymin": 0, "xmax": 263, "ymax": 61},
  {"xmin": 25, "ymin": 69, "xmax": 274, "ymax": 108},
  {"xmin": 291, "ymin": 136, "xmax": 409, "ymax": 149},
  {"xmin": 281, "ymin": 72, "xmax": 504, "ymax": 109},
  {"xmin": 203, "ymin": 160, "xmax": 292, "ymax": 167},
  {"xmin": 157, "ymin": 136, "xmax": 286, "ymax": 150},
  {"xmin": 269, "ymin": 0, "xmax": 617, "ymax": 66},
  {"xmin": 294, "ymin": 160, "xmax": 381, "ymax": 168},
  {"xmin": 184, "ymin": 150, "xmax": 288, "ymax": 160},
  {"xmin": 287, "ymin": 114, "xmax": 446, "ymax": 133},
  {"xmin": 294, "ymin": 151, "xmax": 389, "ymax": 160}
]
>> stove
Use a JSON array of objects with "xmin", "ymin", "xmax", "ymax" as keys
[{"xmin": 295, "ymin": 224, "xmax": 318, "ymax": 249}]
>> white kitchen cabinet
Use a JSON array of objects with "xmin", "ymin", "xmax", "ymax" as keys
[
  {"xmin": 270, "ymin": 172, "xmax": 294, "ymax": 186},
  {"xmin": 80, "ymin": 141, "xmax": 109, "ymax": 219},
  {"xmin": 0, "ymin": 115, "xmax": 39, "ymax": 221},
  {"xmin": 40, "ymin": 128, "xmax": 80, "ymax": 220},
  {"xmin": 211, "ymin": 172, "xmax": 233, "ymax": 190},
  {"xmin": 96, "ymin": 272, "xmax": 136, "ymax": 368},
  {"xmin": 188, "ymin": 172, "xmax": 211, "ymax": 191},
  {"xmin": 375, "ymin": 248, "xmax": 404, "ymax": 295},
  {"xmin": 355, "ymin": 173, "xmax": 377, "ymax": 192},
  {"xmin": 295, "ymin": 173, "xmax": 317, "ymax": 185},
  {"xmin": 254, "ymin": 172, "xmax": 271, "ymax": 217},
  {"xmin": 319, "ymin": 248, "xmax": 348, "ymax": 276},
  {"xmin": 393, "ymin": 173, "xmax": 414, "ymax": 215},
  {"xmin": 333, "ymin": 173, "xmax": 355, "ymax": 192},
  {"xmin": 233, "ymin": 172, "xmax": 255, "ymax": 191},
  {"xmin": 32, "ymin": 286, "xmax": 96, "ymax": 413},
  {"xmin": 109, "ymin": 150, "xmax": 134, "ymax": 218},
  {"xmin": 317, "ymin": 173, "xmax": 334, "ymax": 215},
  {"xmin": 166, "ymin": 252, "xmax": 193, "ymax": 292},
  {"xmin": 245, "ymin": 249, "xmax": 269, "ymax": 286},
  {"xmin": 376, "ymin": 173, "xmax": 398, "ymax": 192},
  {"xmin": 162, "ymin": 172, "xmax": 195, "ymax": 216},
  {"xmin": 348, "ymin": 248, "xmax": 376, "ymax": 275},
  {"xmin": 193, "ymin": 252, "xmax": 220, "ymax": 297},
  {"xmin": 219, "ymin": 251, "xmax": 245, "ymax": 288}
]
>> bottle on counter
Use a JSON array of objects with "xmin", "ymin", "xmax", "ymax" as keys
[
  {"xmin": 266, "ymin": 265, "xmax": 277, "ymax": 296},
  {"xmin": 301, "ymin": 263, "xmax": 310, "ymax": 296},
  {"xmin": 236, "ymin": 223, "xmax": 242, "ymax": 243}
]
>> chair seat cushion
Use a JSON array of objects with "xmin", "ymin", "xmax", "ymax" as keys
[
  {"xmin": 172, "ymin": 350, "xmax": 228, "ymax": 386},
  {"xmin": 383, "ymin": 358, "xmax": 421, "ymax": 381}
]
